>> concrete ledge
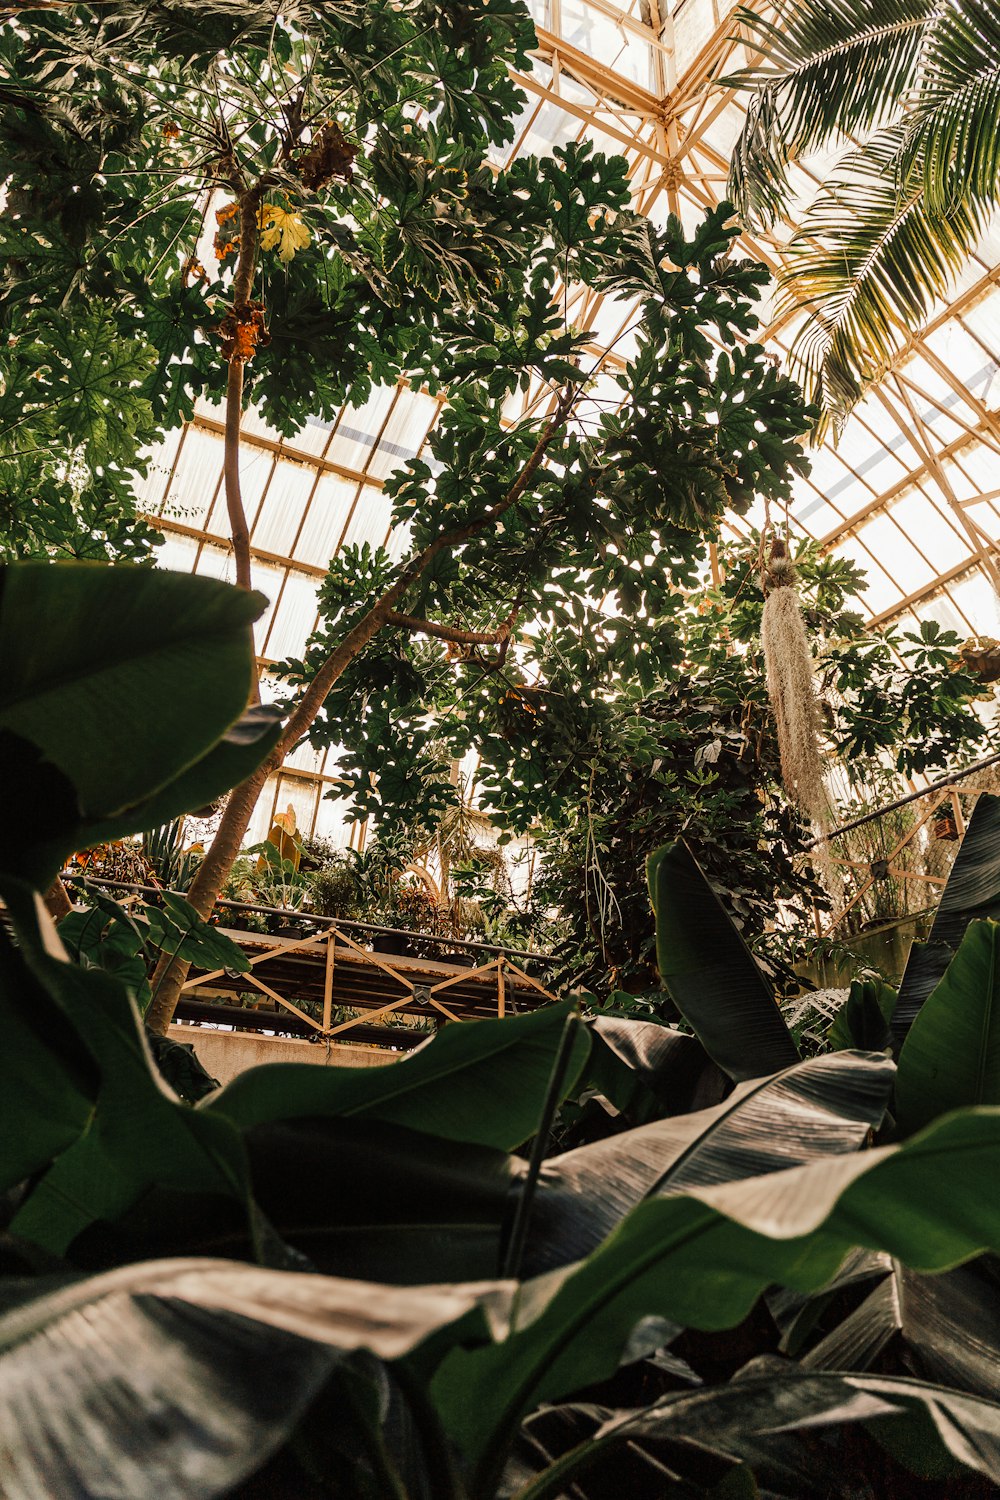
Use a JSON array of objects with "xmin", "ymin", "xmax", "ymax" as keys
[{"xmin": 167, "ymin": 1024, "xmax": 403, "ymax": 1087}]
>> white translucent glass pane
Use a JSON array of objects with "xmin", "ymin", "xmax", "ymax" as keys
[
  {"xmin": 831, "ymin": 534, "xmax": 900, "ymax": 616},
  {"xmin": 367, "ymin": 389, "xmax": 439, "ymax": 479},
  {"xmin": 240, "ymin": 405, "xmax": 286, "ymax": 446},
  {"xmin": 560, "ymin": 0, "xmax": 654, "ymax": 89},
  {"xmin": 947, "ymin": 443, "xmax": 1000, "ymax": 495},
  {"xmin": 675, "ymin": 0, "xmax": 739, "ymax": 75},
  {"xmin": 161, "ymin": 428, "xmax": 222, "ymax": 528},
  {"xmin": 963, "ymin": 499, "xmax": 1000, "ymax": 545},
  {"xmin": 248, "ymin": 562, "xmax": 285, "ymax": 649},
  {"xmin": 836, "ymin": 415, "xmax": 910, "ymax": 487},
  {"xmin": 293, "ymin": 473, "xmax": 361, "ymax": 566},
  {"xmin": 205, "ymin": 445, "xmax": 275, "ymax": 537},
  {"xmin": 194, "ymin": 394, "xmax": 226, "ymax": 424},
  {"xmin": 948, "ymin": 570, "xmax": 1000, "ymax": 634},
  {"xmin": 272, "ymin": 776, "xmax": 319, "ymax": 839},
  {"xmin": 326, "ymin": 384, "xmax": 397, "ymax": 474},
  {"xmin": 285, "ymin": 737, "xmax": 325, "ymax": 774},
  {"xmin": 313, "ymin": 792, "xmax": 356, "ymax": 847},
  {"xmin": 244, "ymin": 776, "xmax": 280, "ymax": 847},
  {"xmin": 792, "ymin": 494, "xmax": 845, "ymax": 537},
  {"xmin": 924, "ymin": 321, "xmax": 1000, "ymax": 404},
  {"xmin": 518, "ymin": 97, "xmax": 584, "ymax": 159},
  {"xmin": 962, "ymin": 287, "xmax": 1000, "ymax": 357},
  {"xmin": 342, "ymin": 491, "xmax": 393, "ymax": 548},
  {"xmin": 913, "ymin": 590, "xmax": 973, "ymax": 636},
  {"xmin": 261, "ymin": 571, "xmax": 319, "ymax": 660},
  {"xmin": 888, "ymin": 489, "xmax": 970, "ymax": 571},
  {"xmin": 189, "ymin": 542, "xmax": 236, "ymax": 588},
  {"xmin": 939, "ymin": 457, "xmax": 981, "ymax": 505},
  {"xmin": 386, "ymin": 520, "xmax": 413, "ymax": 563},
  {"xmin": 156, "ymin": 533, "xmax": 200, "ymax": 574},
  {"xmin": 131, "ymin": 430, "xmax": 182, "ymax": 511},
  {"xmin": 284, "ymin": 413, "xmax": 338, "ymax": 456},
  {"xmin": 854, "ymin": 513, "xmax": 935, "ymax": 592},
  {"xmin": 251, "ymin": 460, "xmax": 314, "ymax": 555}
]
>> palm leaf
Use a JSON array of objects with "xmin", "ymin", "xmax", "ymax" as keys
[
  {"xmin": 725, "ymin": 0, "xmax": 930, "ymax": 228},
  {"xmin": 900, "ymin": 0, "xmax": 1000, "ymax": 213},
  {"xmin": 778, "ymin": 125, "xmax": 987, "ymax": 421}
]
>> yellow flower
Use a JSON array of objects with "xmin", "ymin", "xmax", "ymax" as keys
[{"xmin": 257, "ymin": 203, "xmax": 311, "ymax": 262}]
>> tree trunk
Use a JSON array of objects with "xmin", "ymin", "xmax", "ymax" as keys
[{"xmin": 145, "ymin": 387, "xmax": 578, "ymax": 1035}]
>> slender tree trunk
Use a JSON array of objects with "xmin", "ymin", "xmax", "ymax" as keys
[
  {"xmin": 145, "ymin": 388, "xmax": 578, "ymax": 1035},
  {"xmin": 44, "ymin": 877, "xmax": 73, "ymax": 922}
]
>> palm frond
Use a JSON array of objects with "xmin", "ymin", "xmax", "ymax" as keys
[
  {"xmin": 776, "ymin": 126, "xmax": 987, "ymax": 428},
  {"xmin": 900, "ymin": 0, "xmax": 1000, "ymax": 214},
  {"xmin": 725, "ymin": 0, "xmax": 931, "ymax": 229}
]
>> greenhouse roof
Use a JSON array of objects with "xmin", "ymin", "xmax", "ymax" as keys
[{"xmin": 135, "ymin": 0, "xmax": 1000, "ymax": 837}]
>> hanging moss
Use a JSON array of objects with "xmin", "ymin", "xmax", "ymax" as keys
[{"xmin": 760, "ymin": 539, "xmax": 831, "ymax": 832}]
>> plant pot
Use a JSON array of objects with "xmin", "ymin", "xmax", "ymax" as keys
[
  {"xmin": 372, "ymin": 931, "xmax": 416, "ymax": 958},
  {"xmin": 275, "ymin": 922, "xmax": 306, "ymax": 939}
]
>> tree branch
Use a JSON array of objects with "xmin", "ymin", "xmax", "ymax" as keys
[{"xmin": 386, "ymin": 611, "xmax": 515, "ymax": 647}]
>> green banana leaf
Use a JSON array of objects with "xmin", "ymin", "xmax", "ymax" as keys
[
  {"xmin": 206, "ymin": 1000, "xmax": 591, "ymax": 1153},
  {"xmin": 582, "ymin": 1014, "xmax": 723, "ymax": 1122},
  {"xmin": 0, "ymin": 1256, "xmax": 510, "ymax": 1500},
  {"xmin": 521, "ymin": 1050, "xmax": 894, "ymax": 1274},
  {"xmin": 431, "ymin": 1104, "xmax": 1000, "ymax": 1484},
  {"xmin": 801, "ymin": 1256, "xmax": 1000, "ymax": 1405},
  {"xmin": 827, "ymin": 976, "xmax": 897, "ymax": 1052},
  {"xmin": 0, "ymin": 563, "xmax": 278, "ymax": 886},
  {"xmin": 80, "ymin": 702, "xmax": 283, "ymax": 848},
  {"xmin": 648, "ymin": 840, "xmax": 799, "ymax": 1081},
  {"xmin": 896, "ymin": 918, "xmax": 1000, "ymax": 1134},
  {"xmin": 514, "ymin": 1369, "xmax": 1000, "ymax": 1499},
  {"xmin": 0, "ymin": 879, "xmax": 252, "ymax": 1256},
  {"xmin": 892, "ymin": 793, "xmax": 1000, "ymax": 1049}
]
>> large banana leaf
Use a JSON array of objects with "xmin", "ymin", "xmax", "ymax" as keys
[
  {"xmin": 431, "ymin": 1103, "xmax": 1000, "ymax": 1483},
  {"xmin": 896, "ymin": 918, "xmax": 1000, "ymax": 1134},
  {"xmin": 0, "ymin": 1257, "xmax": 511, "ymax": 1500},
  {"xmin": 3, "ymin": 882, "xmax": 578, "ymax": 1270},
  {"xmin": 1, "ymin": 881, "xmax": 251, "ymax": 1256},
  {"xmin": 0, "ymin": 564, "xmax": 276, "ymax": 886},
  {"xmin": 892, "ymin": 792, "xmax": 1000, "ymax": 1048},
  {"xmin": 521, "ymin": 1050, "xmax": 894, "ymax": 1274},
  {"xmin": 580, "ymin": 1014, "xmax": 722, "ymax": 1122},
  {"xmin": 517, "ymin": 1369, "xmax": 1000, "ymax": 1499},
  {"xmin": 648, "ymin": 840, "xmax": 799, "ymax": 1081},
  {"xmin": 802, "ymin": 1256, "xmax": 1000, "ymax": 1403},
  {"xmin": 206, "ymin": 1001, "xmax": 590, "ymax": 1153}
]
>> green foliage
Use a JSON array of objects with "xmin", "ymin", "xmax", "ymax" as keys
[
  {"xmin": 0, "ymin": 0, "xmax": 541, "ymax": 556},
  {"xmin": 284, "ymin": 212, "xmax": 818, "ymax": 860}
]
